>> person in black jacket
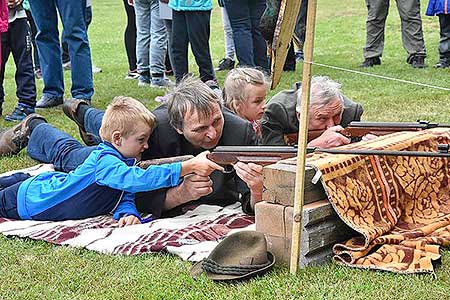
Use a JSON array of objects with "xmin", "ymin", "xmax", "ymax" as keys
[{"xmin": 261, "ymin": 76, "xmax": 364, "ymax": 147}]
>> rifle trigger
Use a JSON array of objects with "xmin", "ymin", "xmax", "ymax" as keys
[{"xmin": 438, "ymin": 144, "xmax": 450, "ymax": 154}]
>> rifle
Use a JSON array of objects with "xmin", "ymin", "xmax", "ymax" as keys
[
  {"xmin": 207, "ymin": 144, "xmax": 450, "ymax": 167},
  {"xmin": 284, "ymin": 120, "xmax": 450, "ymax": 145},
  {"xmin": 138, "ymin": 155, "xmax": 194, "ymax": 169}
]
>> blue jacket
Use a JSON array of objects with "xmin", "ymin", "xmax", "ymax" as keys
[
  {"xmin": 426, "ymin": 0, "xmax": 449, "ymax": 15},
  {"xmin": 169, "ymin": 0, "xmax": 212, "ymax": 11},
  {"xmin": 17, "ymin": 142, "xmax": 182, "ymax": 221}
]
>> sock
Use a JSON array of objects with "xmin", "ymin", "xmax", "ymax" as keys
[
  {"xmin": 28, "ymin": 118, "xmax": 47, "ymax": 131},
  {"xmin": 76, "ymin": 102, "xmax": 90, "ymax": 128}
]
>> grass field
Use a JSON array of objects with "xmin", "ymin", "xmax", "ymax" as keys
[{"xmin": 1, "ymin": 0, "xmax": 450, "ymax": 299}]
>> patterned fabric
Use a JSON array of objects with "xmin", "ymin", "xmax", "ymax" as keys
[{"xmin": 304, "ymin": 128, "xmax": 450, "ymax": 274}]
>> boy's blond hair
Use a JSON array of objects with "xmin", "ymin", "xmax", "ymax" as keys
[
  {"xmin": 223, "ymin": 67, "xmax": 267, "ymax": 113},
  {"xmin": 99, "ymin": 96, "xmax": 156, "ymax": 142}
]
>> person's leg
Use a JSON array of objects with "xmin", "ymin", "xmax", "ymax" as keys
[
  {"xmin": 0, "ymin": 180, "xmax": 24, "ymax": 219},
  {"xmin": 396, "ymin": 0, "xmax": 426, "ymax": 61},
  {"xmin": 25, "ymin": 10, "xmax": 41, "ymax": 73},
  {"xmin": 249, "ymin": 0, "xmax": 268, "ymax": 71},
  {"xmin": 134, "ymin": 0, "xmax": 152, "ymax": 83},
  {"xmin": 0, "ymin": 29, "xmax": 11, "ymax": 114},
  {"xmin": 28, "ymin": 0, "xmax": 64, "ymax": 99},
  {"xmin": 363, "ymin": 0, "xmax": 389, "ymax": 59},
  {"xmin": 185, "ymin": 10, "xmax": 215, "ymax": 82},
  {"xmin": 123, "ymin": 0, "xmax": 137, "ymax": 71},
  {"xmin": 57, "ymin": 0, "xmax": 94, "ymax": 100},
  {"xmin": 438, "ymin": 14, "xmax": 450, "ymax": 64},
  {"xmin": 171, "ymin": 10, "xmax": 189, "ymax": 83},
  {"xmin": 9, "ymin": 19, "xmax": 37, "ymax": 115},
  {"xmin": 149, "ymin": 0, "xmax": 167, "ymax": 78},
  {"xmin": 27, "ymin": 123, "xmax": 95, "ymax": 172},
  {"xmin": 293, "ymin": 0, "xmax": 308, "ymax": 49},
  {"xmin": 164, "ymin": 19, "xmax": 174, "ymax": 73},
  {"xmin": 223, "ymin": 0, "xmax": 254, "ymax": 67},
  {"xmin": 0, "ymin": 173, "xmax": 31, "ymax": 190},
  {"xmin": 83, "ymin": 107, "xmax": 104, "ymax": 142},
  {"xmin": 221, "ymin": 7, "xmax": 235, "ymax": 61}
]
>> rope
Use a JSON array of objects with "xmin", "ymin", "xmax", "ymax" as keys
[{"xmin": 301, "ymin": 61, "xmax": 450, "ymax": 92}]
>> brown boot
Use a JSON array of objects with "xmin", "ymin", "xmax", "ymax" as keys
[
  {"xmin": 0, "ymin": 113, "xmax": 46, "ymax": 156},
  {"xmin": 62, "ymin": 98, "xmax": 97, "ymax": 146}
]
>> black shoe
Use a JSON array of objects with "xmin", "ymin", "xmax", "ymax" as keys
[
  {"xmin": 359, "ymin": 57, "xmax": 381, "ymax": 67},
  {"xmin": 36, "ymin": 95, "xmax": 63, "ymax": 108},
  {"xmin": 434, "ymin": 59, "xmax": 450, "ymax": 68},
  {"xmin": 408, "ymin": 55, "xmax": 426, "ymax": 68},
  {"xmin": 215, "ymin": 58, "xmax": 235, "ymax": 71},
  {"xmin": 4, "ymin": 105, "xmax": 35, "ymax": 122}
]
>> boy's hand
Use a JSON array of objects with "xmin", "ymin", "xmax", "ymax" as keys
[
  {"xmin": 118, "ymin": 215, "xmax": 141, "ymax": 227},
  {"xmin": 181, "ymin": 151, "xmax": 224, "ymax": 177}
]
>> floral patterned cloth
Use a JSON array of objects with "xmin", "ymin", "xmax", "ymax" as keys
[{"xmin": 305, "ymin": 128, "xmax": 450, "ymax": 274}]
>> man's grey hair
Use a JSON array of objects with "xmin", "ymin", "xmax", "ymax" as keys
[
  {"xmin": 296, "ymin": 76, "xmax": 343, "ymax": 113},
  {"xmin": 168, "ymin": 75, "xmax": 222, "ymax": 131}
]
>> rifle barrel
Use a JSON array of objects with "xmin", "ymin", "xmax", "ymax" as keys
[
  {"xmin": 214, "ymin": 146, "xmax": 298, "ymax": 153},
  {"xmin": 314, "ymin": 147, "xmax": 450, "ymax": 157}
]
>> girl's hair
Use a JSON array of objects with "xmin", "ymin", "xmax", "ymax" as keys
[
  {"xmin": 222, "ymin": 67, "xmax": 267, "ymax": 113},
  {"xmin": 99, "ymin": 96, "xmax": 156, "ymax": 142}
]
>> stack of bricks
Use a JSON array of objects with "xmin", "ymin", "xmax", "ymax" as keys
[{"xmin": 255, "ymin": 158, "xmax": 355, "ymax": 267}]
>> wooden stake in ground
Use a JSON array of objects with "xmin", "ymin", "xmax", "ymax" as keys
[{"xmin": 290, "ymin": 0, "xmax": 318, "ymax": 274}]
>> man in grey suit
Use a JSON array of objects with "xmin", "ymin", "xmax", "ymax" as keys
[{"xmin": 261, "ymin": 76, "xmax": 364, "ymax": 147}]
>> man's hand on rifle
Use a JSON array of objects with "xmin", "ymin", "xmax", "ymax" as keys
[
  {"xmin": 181, "ymin": 151, "xmax": 224, "ymax": 177},
  {"xmin": 164, "ymin": 174, "xmax": 213, "ymax": 210},
  {"xmin": 307, "ymin": 125, "xmax": 350, "ymax": 148},
  {"xmin": 233, "ymin": 162, "xmax": 264, "ymax": 207}
]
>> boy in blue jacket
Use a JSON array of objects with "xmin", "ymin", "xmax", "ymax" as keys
[{"xmin": 0, "ymin": 96, "xmax": 223, "ymax": 226}]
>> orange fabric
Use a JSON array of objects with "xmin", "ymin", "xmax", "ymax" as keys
[{"xmin": 306, "ymin": 128, "xmax": 450, "ymax": 274}]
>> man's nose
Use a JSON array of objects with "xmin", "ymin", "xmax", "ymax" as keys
[
  {"xmin": 325, "ymin": 118, "xmax": 335, "ymax": 129},
  {"xmin": 205, "ymin": 126, "xmax": 217, "ymax": 140}
]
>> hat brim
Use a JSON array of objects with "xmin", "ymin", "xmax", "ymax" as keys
[{"xmin": 190, "ymin": 252, "xmax": 275, "ymax": 281}]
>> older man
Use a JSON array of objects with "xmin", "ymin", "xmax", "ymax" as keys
[
  {"xmin": 0, "ymin": 77, "xmax": 263, "ymax": 216},
  {"xmin": 260, "ymin": 76, "xmax": 364, "ymax": 147}
]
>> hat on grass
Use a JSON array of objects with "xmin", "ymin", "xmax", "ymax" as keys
[{"xmin": 190, "ymin": 231, "xmax": 275, "ymax": 281}]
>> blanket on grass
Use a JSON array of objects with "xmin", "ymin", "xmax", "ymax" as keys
[
  {"xmin": 0, "ymin": 165, "xmax": 255, "ymax": 262},
  {"xmin": 305, "ymin": 128, "xmax": 450, "ymax": 274}
]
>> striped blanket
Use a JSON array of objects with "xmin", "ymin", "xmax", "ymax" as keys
[{"xmin": 0, "ymin": 165, "xmax": 255, "ymax": 262}]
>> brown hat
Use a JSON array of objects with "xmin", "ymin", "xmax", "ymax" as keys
[{"xmin": 190, "ymin": 231, "xmax": 275, "ymax": 281}]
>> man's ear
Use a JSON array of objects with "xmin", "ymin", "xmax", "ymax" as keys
[
  {"xmin": 174, "ymin": 127, "xmax": 183, "ymax": 135},
  {"xmin": 112, "ymin": 131, "xmax": 122, "ymax": 146}
]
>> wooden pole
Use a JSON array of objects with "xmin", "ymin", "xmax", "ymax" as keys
[{"xmin": 290, "ymin": 0, "xmax": 318, "ymax": 274}]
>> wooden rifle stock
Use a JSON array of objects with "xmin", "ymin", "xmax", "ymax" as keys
[
  {"xmin": 283, "ymin": 120, "xmax": 450, "ymax": 144},
  {"xmin": 207, "ymin": 146, "xmax": 298, "ymax": 166}
]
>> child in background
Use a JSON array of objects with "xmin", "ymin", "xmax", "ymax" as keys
[
  {"xmin": 222, "ymin": 67, "xmax": 268, "ymax": 139},
  {"xmin": 0, "ymin": 96, "xmax": 223, "ymax": 225},
  {"xmin": 426, "ymin": 0, "xmax": 450, "ymax": 68},
  {"xmin": 0, "ymin": 0, "xmax": 36, "ymax": 121}
]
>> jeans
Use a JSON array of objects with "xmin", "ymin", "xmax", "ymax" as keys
[
  {"xmin": 0, "ymin": 18, "xmax": 36, "ymax": 108},
  {"xmin": 28, "ymin": 0, "xmax": 94, "ymax": 100},
  {"xmin": 83, "ymin": 107, "xmax": 104, "ymax": 145},
  {"xmin": 221, "ymin": 7, "xmax": 235, "ymax": 60},
  {"xmin": 134, "ymin": 0, "xmax": 167, "ymax": 75},
  {"xmin": 62, "ymin": 6, "xmax": 92, "ymax": 64},
  {"xmin": 223, "ymin": 0, "xmax": 268, "ymax": 71},
  {"xmin": 171, "ymin": 10, "xmax": 215, "ymax": 83},
  {"xmin": 27, "ymin": 123, "xmax": 96, "ymax": 172}
]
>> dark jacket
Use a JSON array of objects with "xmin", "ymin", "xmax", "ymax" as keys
[
  {"xmin": 135, "ymin": 105, "xmax": 257, "ymax": 217},
  {"xmin": 260, "ymin": 82, "xmax": 364, "ymax": 145}
]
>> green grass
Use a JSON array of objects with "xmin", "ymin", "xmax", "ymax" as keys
[{"xmin": 1, "ymin": 0, "xmax": 450, "ymax": 299}]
